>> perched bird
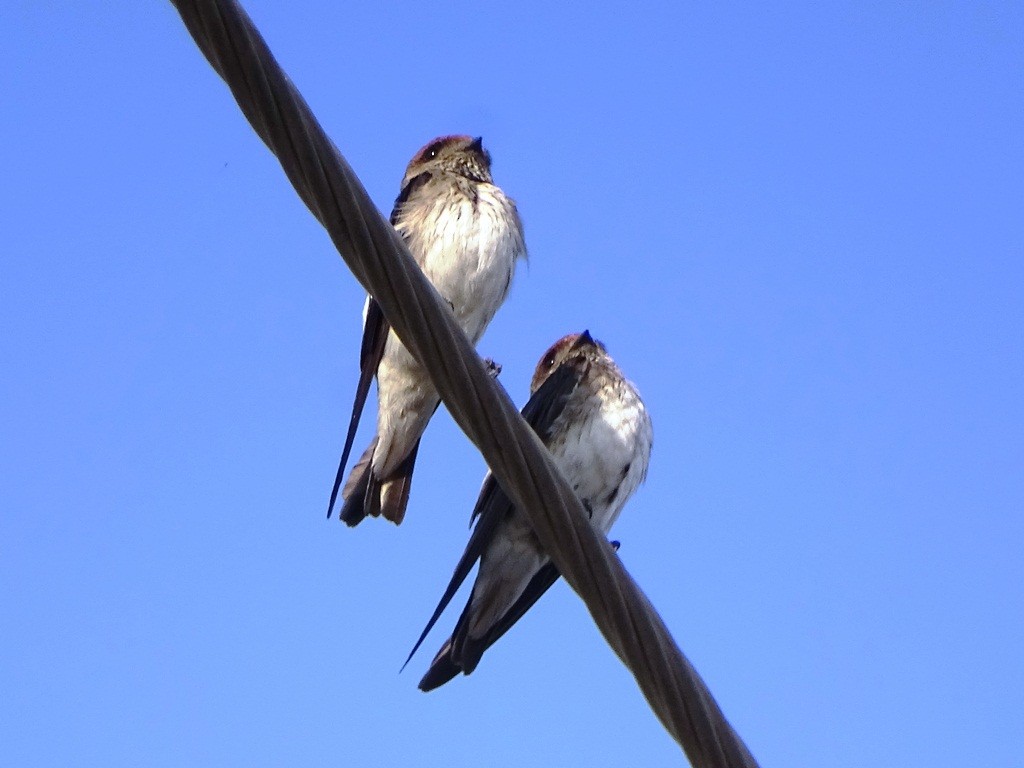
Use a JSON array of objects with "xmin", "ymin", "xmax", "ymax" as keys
[
  {"xmin": 406, "ymin": 331, "xmax": 653, "ymax": 690},
  {"xmin": 327, "ymin": 136, "xmax": 527, "ymax": 526}
]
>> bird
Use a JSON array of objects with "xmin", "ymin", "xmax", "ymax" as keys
[
  {"xmin": 327, "ymin": 135, "xmax": 527, "ymax": 526},
  {"xmin": 405, "ymin": 331, "xmax": 653, "ymax": 690}
]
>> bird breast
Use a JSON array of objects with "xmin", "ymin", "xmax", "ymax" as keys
[
  {"xmin": 548, "ymin": 374, "xmax": 653, "ymax": 534},
  {"xmin": 396, "ymin": 180, "xmax": 524, "ymax": 345}
]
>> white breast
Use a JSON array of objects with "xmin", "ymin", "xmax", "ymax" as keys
[
  {"xmin": 397, "ymin": 183, "xmax": 525, "ymax": 345},
  {"xmin": 551, "ymin": 378, "xmax": 653, "ymax": 535}
]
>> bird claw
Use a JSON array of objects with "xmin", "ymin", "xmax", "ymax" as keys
[{"xmin": 482, "ymin": 358, "xmax": 502, "ymax": 378}]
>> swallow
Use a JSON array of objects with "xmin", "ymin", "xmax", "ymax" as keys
[
  {"xmin": 404, "ymin": 331, "xmax": 654, "ymax": 690},
  {"xmin": 327, "ymin": 136, "xmax": 526, "ymax": 526}
]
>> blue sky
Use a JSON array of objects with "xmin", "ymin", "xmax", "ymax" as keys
[{"xmin": 2, "ymin": 2, "xmax": 1022, "ymax": 765}]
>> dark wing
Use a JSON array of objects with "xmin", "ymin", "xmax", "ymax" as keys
[
  {"xmin": 390, "ymin": 172, "xmax": 430, "ymax": 226},
  {"xmin": 327, "ymin": 170, "xmax": 433, "ymax": 520},
  {"xmin": 467, "ymin": 540, "xmax": 620, "ymax": 660},
  {"xmin": 326, "ymin": 298, "xmax": 389, "ymax": 519},
  {"xmin": 521, "ymin": 361, "xmax": 582, "ymax": 437},
  {"xmin": 469, "ymin": 562, "xmax": 560, "ymax": 653},
  {"xmin": 419, "ymin": 542, "xmax": 619, "ymax": 692},
  {"xmin": 406, "ymin": 359, "xmax": 586, "ymax": 675},
  {"xmin": 401, "ymin": 473, "xmax": 512, "ymax": 671}
]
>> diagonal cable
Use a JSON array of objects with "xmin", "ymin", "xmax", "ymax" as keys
[{"xmin": 169, "ymin": 2, "xmax": 760, "ymax": 765}]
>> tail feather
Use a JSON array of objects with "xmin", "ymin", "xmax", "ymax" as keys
[
  {"xmin": 338, "ymin": 438, "xmax": 420, "ymax": 527},
  {"xmin": 415, "ymin": 596, "xmax": 487, "ymax": 692},
  {"xmin": 437, "ymin": 589, "xmax": 487, "ymax": 681},
  {"xmin": 364, "ymin": 474, "xmax": 383, "ymax": 520},
  {"xmin": 339, "ymin": 441, "xmax": 376, "ymax": 527},
  {"xmin": 418, "ymin": 565, "xmax": 559, "ymax": 690},
  {"xmin": 450, "ymin": 597, "xmax": 495, "ymax": 677},
  {"xmin": 418, "ymin": 551, "xmax": 617, "ymax": 691},
  {"xmin": 418, "ymin": 639, "xmax": 460, "ymax": 692},
  {"xmin": 379, "ymin": 441, "xmax": 420, "ymax": 525}
]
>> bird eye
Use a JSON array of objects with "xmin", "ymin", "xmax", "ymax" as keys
[
  {"xmin": 543, "ymin": 353, "xmax": 557, "ymax": 370},
  {"xmin": 424, "ymin": 140, "xmax": 446, "ymax": 160}
]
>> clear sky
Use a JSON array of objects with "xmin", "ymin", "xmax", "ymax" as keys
[{"xmin": 2, "ymin": 2, "xmax": 1022, "ymax": 766}]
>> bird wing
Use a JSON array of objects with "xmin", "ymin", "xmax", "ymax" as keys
[
  {"xmin": 326, "ymin": 297, "xmax": 390, "ymax": 519},
  {"xmin": 403, "ymin": 360, "xmax": 584, "ymax": 669},
  {"xmin": 326, "ymin": 171, "xmax": 434, "ymax": 519}
]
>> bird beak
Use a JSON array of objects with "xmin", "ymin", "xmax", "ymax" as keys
[{"xmin": 575, "ymin": 330, "xmax": 595, "ymax": 348}]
